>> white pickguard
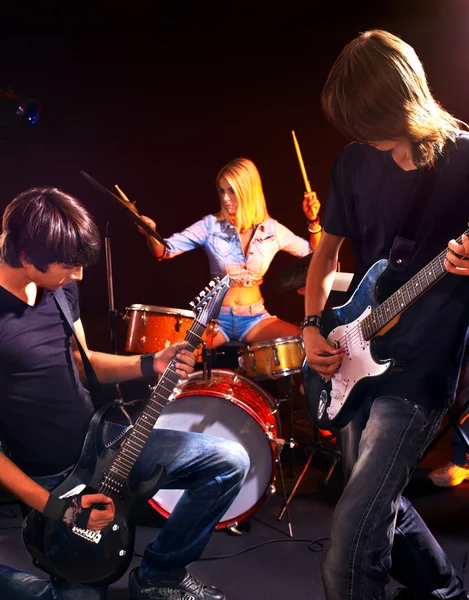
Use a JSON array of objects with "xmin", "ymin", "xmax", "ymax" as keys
[{"xmin": 323, "ymin": 306, "xmax": 391, "ymax": 421}]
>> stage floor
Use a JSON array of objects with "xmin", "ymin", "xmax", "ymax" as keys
[{"xmin": 0, "ymin": 440, "xmax": 468, "ymax": 600}]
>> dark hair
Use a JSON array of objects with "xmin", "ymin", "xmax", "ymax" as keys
[
  {"xmin": 0, "ymin": 186, "xmax": 101, "ymax": 272},
  {"xmin": 321, "ymin": 29, "xmax": 466, "ymax": 168}
]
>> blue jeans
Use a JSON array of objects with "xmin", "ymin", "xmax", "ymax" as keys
[
  {"xmin": 321, "ymin": 394, "xmax": 467, "ymax": 600},
  {"xmin": 217, "ymin": 300, "xmax": 272, "ymax": 342},
  {"xmin": 0, "ymin": 425, "xmax": 250, "ymax": 599}
]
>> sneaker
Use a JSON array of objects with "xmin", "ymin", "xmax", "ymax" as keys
[
  {"xmin": 428, "ymin": 461, "xmax": 469, "ymax": 487},
  {"xmin": 128, "ymin": 568, "xmax": 226, "ymax": 600}
]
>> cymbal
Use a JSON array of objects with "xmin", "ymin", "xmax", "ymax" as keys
[
  {"xmin": 271, "ymin": 253, "xmax": 353, "ymax": 293},
  {"xmin": 80, "ymin": 170, "xmax": 169, "ymax": 248},
  {"xmin": 271, "ymin": 253, "xmax": 313, "ymax": 293}
]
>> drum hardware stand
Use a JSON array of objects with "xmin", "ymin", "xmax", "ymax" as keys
[
  {"xmin": 104, "ymin": 214, "xmax": 135, "ymax": 426},
  {"xmin": 201, "ymin": 343, "xmax": 214, "ymax": 382},
  {"xmin": 202, "ymin": 321, "xmax": 219, "ymax": 381},
  {"xmin": 274, "ymin": 374, "xmax": 299, "ymax": 477},
  {"xmin": 277, "ymin": 426, "xmax": 341, "ymax": 523},
  {"xmin": 225, "ymin": 434, "xmax": 294, "ymax": 538},
  {"xmin": 269, "ymin": 434, "xmax": 294, "ymax": 538}
]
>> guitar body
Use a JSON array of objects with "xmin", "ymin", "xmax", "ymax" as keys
[
  {"xmin": 303, "ymin": 259, "xmax": 395, "ymax": 430},
  {"xmin": 23, "ymin": 406, "xmax": 136, "ymax": 586}
]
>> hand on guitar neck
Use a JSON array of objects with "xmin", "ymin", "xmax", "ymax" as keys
[{"xmin": 445, "ymin": 234, "xmax": 469, "ymax": 275}]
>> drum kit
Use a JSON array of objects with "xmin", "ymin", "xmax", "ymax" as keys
[
  {"xmin": 81, "ymin": 170, "xmax": 353, "ymax": 537},
  {"xmin": 121, "ymin": 261, "xmax": 353, "ymax": 537}
]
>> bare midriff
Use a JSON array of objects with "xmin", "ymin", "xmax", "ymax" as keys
[{"xmin": 222, "ymin": 285, "xmax": 263, "ymax": 307}]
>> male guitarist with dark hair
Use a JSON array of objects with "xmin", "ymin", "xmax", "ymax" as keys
[
  {"xmin": 303, "ymin": 30, "xmax": 469, "ymax": 600},
  {"xmin": 0, "ymin": 186, "xmax": 249, "ymax": 600}
]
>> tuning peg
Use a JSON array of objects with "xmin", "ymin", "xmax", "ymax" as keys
[
  {"xmin": 199, "ymin": 290, "xmax": 206, "ymax": 297},
  {"xmin": 189, "ymin": 301, "xmax": 196, "ymax": 309},
  {"xmin": 209, "ymin": 280, "xmax": 216, "ymax": 287}
]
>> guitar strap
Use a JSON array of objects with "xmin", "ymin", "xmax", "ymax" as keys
[
  {"xmin": 53, "ymin": 288, "xmax": 104, "ymax": 408},
  {"xmin": 389, "ymin": 168, "xmax": 439, "ymax": 272}
]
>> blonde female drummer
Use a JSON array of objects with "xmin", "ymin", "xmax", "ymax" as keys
[{"xmin": 140, "ymin": 157, "xmax": 321, "ymax": 347}]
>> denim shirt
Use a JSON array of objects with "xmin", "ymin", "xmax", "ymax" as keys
[{"xmin": 163, "ymin": 214, "xmax": 311, "ymax": 285}]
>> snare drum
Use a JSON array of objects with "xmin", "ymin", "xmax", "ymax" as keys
[
  {"xmin": 239, "ymin": 335, "xmax": 304, "ymax": 380},
  {"xmin": 125, "ymin": 304, "xmax": 197, "ymax": 353},
  {"xmin": 149, "ymin": 369, "xmax": 279, "ymax": 529}
]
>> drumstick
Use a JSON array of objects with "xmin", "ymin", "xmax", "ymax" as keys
[
  {"xmin": 115, "ymin": 184, "xmax": 132, "ymax": 204},
  {"xmin": 115, "ymin": 184, "xmax": 139, "ymax": 216},
  {"xmin": 292, "ymin": 130, "xmax": 312, "ymax": 193}
]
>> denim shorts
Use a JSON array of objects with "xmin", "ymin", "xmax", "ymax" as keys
[{"xmin": 217, "ymin": 299, "xmax": 274, "ymax": 342}]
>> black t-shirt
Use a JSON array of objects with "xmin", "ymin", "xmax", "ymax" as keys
[
  {"xmin": 0, "ymin": 281, "xmax": 95, "ymax": 475},
  {"xmin": 322, "ymin": 133, "xmax": 469, "ymax": 407}
]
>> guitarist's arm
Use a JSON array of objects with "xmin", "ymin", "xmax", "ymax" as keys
[
  {"xmin": 0, "ymin": 453, "xmax": 114, "ymax": 530},
  {"xmin": 303, "ymin": 232, "xmax": 345, "ymax": 379},
  {"xmin": 71, "ymin": 319, "xmax": 196, "ymax": 384}
]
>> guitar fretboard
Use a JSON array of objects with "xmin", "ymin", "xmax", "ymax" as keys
[
  {"xmin": 361, "ymin": 228, "xmax": 469, "ymax": 340},
  {"xmin": 96, "ymin": 275, "xmax": 230, "ymax": 496},
  {"xmin": 103, "ymin": 322, "xmax": 205, "ymax": 489}
]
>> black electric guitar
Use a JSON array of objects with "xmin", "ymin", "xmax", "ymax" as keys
[
  {"xmin": 303, "ymin": 229, "xmax": 469, "ymax": 431},
  {"xmin": 23, "ymin": 275, "xmax": 230, "ymax": 586}
]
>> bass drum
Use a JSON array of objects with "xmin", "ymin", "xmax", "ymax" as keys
[{"xmin": 149, "ymin": 369, "xmax": 280, "ymax": 529}]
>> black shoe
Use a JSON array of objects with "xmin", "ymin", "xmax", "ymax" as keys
[{"xmin": 128, "ymin": 568, "xmax": 226, "ymax": 600}]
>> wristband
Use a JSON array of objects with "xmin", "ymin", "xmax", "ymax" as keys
[
  {"xmin": 140, "ymin": 352, "xmax": 157, "ymax": 377},
  {"xmin": 307, "ymin": 217, "xmax": 322, "ymax": 234},
  {"xmin": 43, "ymin": 492, "xmax": 66, "ymax": 521},
  {"xmin": 308, "ymin": 223, "xmax": 323, "ymax": 234},
  {"xmin": 301, "ymin": 315, "xmax": 322, "ymax": 330}
]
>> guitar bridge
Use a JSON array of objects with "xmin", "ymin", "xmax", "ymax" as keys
[{"xmin": 72, "ymin": 526, "xmax": 102, "ymax": 544}]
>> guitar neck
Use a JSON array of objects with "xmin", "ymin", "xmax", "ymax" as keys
[
  {"xmin": 362, "ymin": 228, "xmax": 469, "ymax": 340},
  {"xmin": 105, "ymin": 320, "xmax": 206, "ymax": 484}
]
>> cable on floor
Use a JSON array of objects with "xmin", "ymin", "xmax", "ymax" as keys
[{"xmin": 134, "ymin": 536, "xmax": 329, "ymax": 561}]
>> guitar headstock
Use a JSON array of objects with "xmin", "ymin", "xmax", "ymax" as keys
[{"xmin": 189, "ymin": 275, "xmax": 230, "ymax": 326}]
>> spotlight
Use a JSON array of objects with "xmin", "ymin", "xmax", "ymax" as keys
[{"xmin": 0, "ymin": 86, "xmax": 40, "ymax": 130}]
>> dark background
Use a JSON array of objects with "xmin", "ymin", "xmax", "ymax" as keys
[{"xmin": 1, "ymin": 0, "xmax": 468, "ymax": 351}]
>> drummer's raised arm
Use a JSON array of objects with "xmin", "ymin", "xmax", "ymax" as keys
[{"xmin": 138, "ymin": 215, "xmax": 166, "ymax": 259}]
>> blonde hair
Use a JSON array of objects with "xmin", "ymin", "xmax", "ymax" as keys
[
  {"xmin": 321, "ymin": 29, "xmax": 466, "ymax": 168},
  {"xmin": 216, "ymin": 158, "xmax": 269, "ymax": 231}
]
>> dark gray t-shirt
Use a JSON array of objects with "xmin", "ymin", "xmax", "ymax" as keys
[
  {"xmin": 0, "ymin": 281, "xmax": 94, "ymax": 475},
  {"xmin": 322, "ymin": 134, "xmax": 469, "ymax": 407}
]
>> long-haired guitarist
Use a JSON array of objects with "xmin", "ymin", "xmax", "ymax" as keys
[
  {"xmin": 0, "ymin": 187, "xmax": 249, "ymax": 600},
  {"xmin": 302, "ymin": 30, "xmax": 469, "ymax": 600}
]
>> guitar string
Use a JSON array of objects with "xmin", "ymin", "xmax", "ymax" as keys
[
  {"xmin": 329, "ymin": 247, "xmax": 449, "ymax": 358},
  {"xmin": 98, "ymin": 338, "xmax": 203, "ymax": 493},
  {"xmin": 96, "ymin": 287, "xmax": 226, "ymax": 495}
]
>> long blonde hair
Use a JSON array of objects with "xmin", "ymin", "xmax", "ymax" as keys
[
  {"xmin": 321, "ymin": 29, "xmax": 466, "ymax": 168},
  {"xmin": 216, "ymin": 158, "xmax": 269, "ymax": 231}
]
